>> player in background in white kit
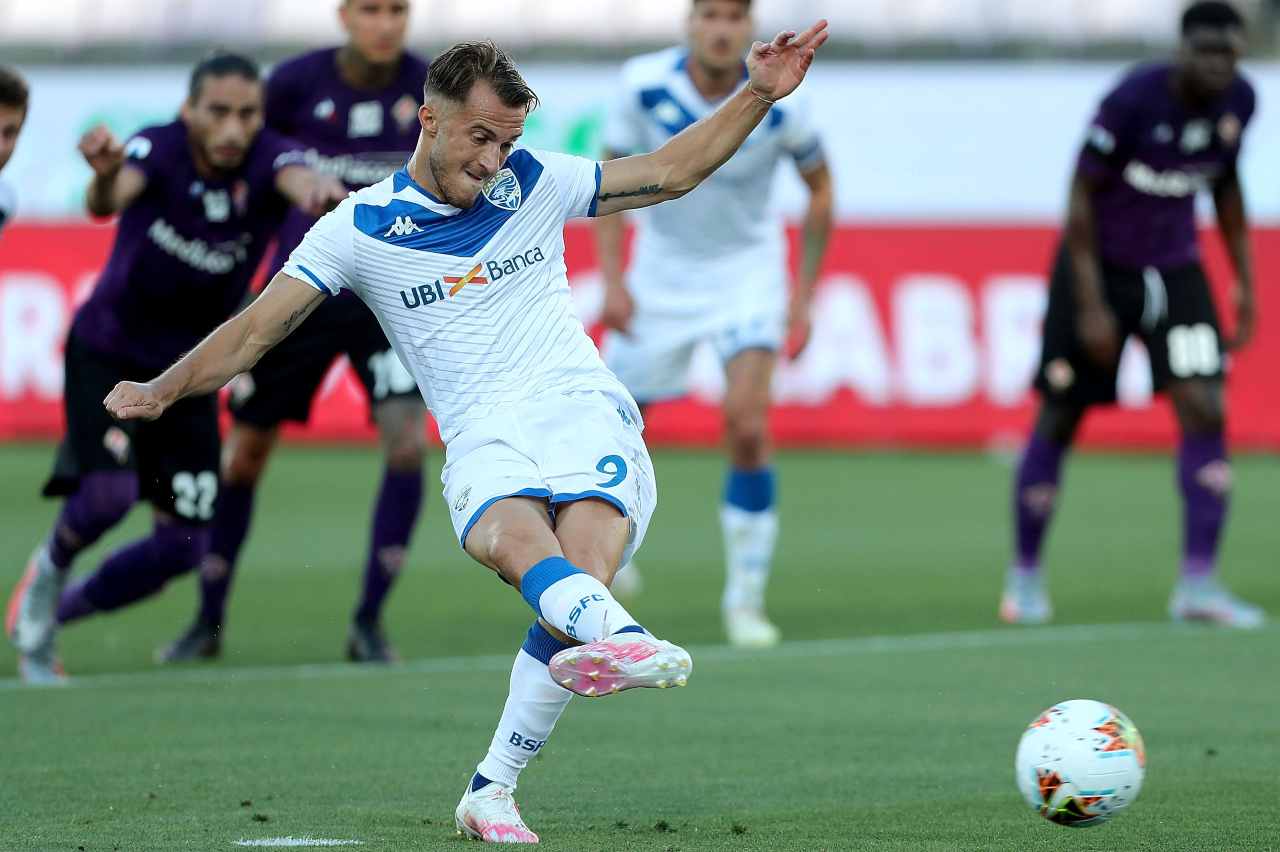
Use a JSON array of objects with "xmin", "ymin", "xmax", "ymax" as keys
[
  {"xmin": 596, "ymin": 0, "xmax": 833, "ymax": 647},
  {"xmin": 0, "ymin": 66, "xmax": 29, "ymax": 234},
  {"xmin": 104, "ymin": 26, "xmax": 828, "ymax": 843}
]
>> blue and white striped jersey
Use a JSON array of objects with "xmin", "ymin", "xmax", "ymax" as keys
[{"xmin": 283, "ymin": 148, "xmax": 639, "ymax": 444}]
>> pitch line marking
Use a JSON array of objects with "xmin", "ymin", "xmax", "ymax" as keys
[
  {"xmin": 233, "ymin": 839, "xmax": 364, "ymax": 848},
  {"xmin": 1, "ymin": 621, "xmax": 1263, "ymax": 691}
]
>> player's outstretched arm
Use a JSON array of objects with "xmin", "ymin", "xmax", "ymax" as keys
[
  {"xmin": 275, "ymin": 165, "xmax": 349, "ymax": 217},
  {"xmin": 103, "ymin": 273, "xmax": 325, "ymax": 421},
  {"xmin": 79, "ymin": 125, "xmax": 146, "ymax": 217},
  {"xmin": 594, "ymin": 19, "xmax": 828, "ymax": 218}
]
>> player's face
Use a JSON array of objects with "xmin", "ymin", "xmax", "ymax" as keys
[
  {"xmin": 0, "ymin": 105, "xmax": 25, "ymax": 172},
  {"xmin": 1180, "ymin": 25, "xmax": 1245, "ymax": 98},
  {"xmin": 687, "ymin": 0, "xmax": 753, "ymax": 75},
  {"xmin": 340, "ymin": 0, "xmax": 410, "ymax": 66},
  {"xmin": 422, "ymin": 81, "xmax": 525, "ymax": 209},
  {"xmin": 182, "ymin": 75, "xmax": 265, "ymax": 172}
]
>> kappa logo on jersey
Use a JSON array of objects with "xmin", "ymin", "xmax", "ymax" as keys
[
  {"xmin": 384, "ymin": 215, "xmax": 423, "ymax": 237},
  {"xmin": 481, "ymin": 168, "xmax": 521, "ymax": 211}
]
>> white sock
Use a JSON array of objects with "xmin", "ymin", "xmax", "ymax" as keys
[
  {"xmin": 720, "ymin": 505, "xmax": 779, "ymax": 612},
  {"xmin": 475, "ymin": 649, "xmax": 573, "ymax": 790},
  {"xmin": 523, "ymin": 558, "xmax": 640, "ymax": 643}
]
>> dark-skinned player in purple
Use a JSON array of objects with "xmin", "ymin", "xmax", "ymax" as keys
[
  {"xmin": 159, "ymin": 0, "xmax": 431, "ymax": 666},
  {"xmin": 5, "ymin": 52, "xmax": 348, "ymax": 684},
  {"xmin": 1002, "ymin": 1, "xmax": 1263, "ymax": 629}
]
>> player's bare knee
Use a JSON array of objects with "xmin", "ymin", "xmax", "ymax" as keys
[
  {"xmin": 375, "ymin": 400, "xmax": 426, "ymax": 470},
  {"xmin": 724, "ymin": 408, "xmax": 770, "ymax": 467},
  {"xmin": 1034, "ymin": 402, "xmax": 1083, "ymax": 447},
  {"xmin": 1172, "ymin": 381, "xmax": 1224, "ymax": 435},
  {"xmin": 222, "ymin": 425, "xmax": 277, "ymax": 484}
]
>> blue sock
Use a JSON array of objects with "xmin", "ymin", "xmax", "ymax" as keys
[
  {"xmin": 519, "ymin": 556, "xmax": 641, "ymax": 641},
  {"xmin": 724, "ymin": 466, "xmax": 776, "ymax": 512}
]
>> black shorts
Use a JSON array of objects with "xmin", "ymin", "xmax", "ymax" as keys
[
  {"xmin": 1035, "ymin": 245, "xmax": 1225, "ymax": 406},
  {"xmin": 229, "ymin": 293, "xmax": 419, "ymax": 428},
  {"xmin": 43, "ymin": 334, "xmax": 221, "ymax": 523}
]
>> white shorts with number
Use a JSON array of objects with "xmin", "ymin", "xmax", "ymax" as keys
[
  {"xmin": 442, "ymin": 390, "xmax": 657, "ymax": 566},
  {"xmin": 602, "ymin": 258, "xmax": 787, "ymax": 403}
]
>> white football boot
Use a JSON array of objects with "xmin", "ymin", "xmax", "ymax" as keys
[
  {"xmin": 548, "ymin": 632, "xmax": 691, "ymax": 697},
  {"xmin": 6, "ymin": 545, "xmax": 68, "ymax": 685},
  {"xmin": 1169, "ymin": 576, "xmax": 1265, "ymax": 629},
  {"xmin": 999, "ymin": 568, "xmax": 1052, "ymax": 625},
  {"xmin": 455, "ymin": 780, "xmax": 539, "ymax": 844},
  {"xmin": 723, "ymin": 608, "xmax": 781, "ymax": 648}
]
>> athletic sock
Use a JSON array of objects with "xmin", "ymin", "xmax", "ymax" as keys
[
  {"xmin": 720, "ymin": 466, "xmax": 778, "ymax": 613},
  {"xmin": 473, "ymin": 621, "xmax": 575, "ymax": 790},
  {"xmin": 354, "ymin": 468, "xmax": 423, "ymax": 625},
  {"xmin": 57, "ymin": 522, "xmax": 211, "ymax": 625},
  {"xmin": 46, "ymin": 470, "xmax": 139, "ymax": 572},
  {"xmin": 1012, "ymin": 434, "xmax": 1066, "ymax": 575},
  {"xmin": 1178, "ymin": 432, "xmax": 1230, "ymax": 579},
  {"xmin": 196, "ymin": 482, "xmax": 255, "ymax": 627},
  {"xmin": 519, "ymin": 557, "xmax": 641, "ymax": 643}
]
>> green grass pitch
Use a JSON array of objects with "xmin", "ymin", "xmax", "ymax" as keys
[{"xmin": 2, "ymin": 444, "xmax": 1278, "ymax": 850}]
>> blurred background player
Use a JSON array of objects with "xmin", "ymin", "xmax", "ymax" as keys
[
  {"xmin": 0, "ymin": 65, "xmax": 28, "ymax": 234},
  {"xmin": 159, "ymin": 0, "xmax": 431, "ymax": 664},
  {"xmin": 4, "ymin": 52, "xmax": 346, "ymax": 684},
  {"xmin": 1002, "ymin": 1, "xmax": 1263, "ymax": 629},
  {"xmin": 595, "ymin": 0, "xmax": 832, "ymax": 647}
]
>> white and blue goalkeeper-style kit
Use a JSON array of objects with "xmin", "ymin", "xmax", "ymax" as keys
[
  {"xmin": 284, "ymin": 148, "xmax": 654, "ymax": 558},
  {"xmin": 600, "ymin": 47, "xmax": 825, "ymax": 401}
]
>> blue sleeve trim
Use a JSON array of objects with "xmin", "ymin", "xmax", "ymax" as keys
[
  {"xmin": 459, "ymin": 487, "xmax": 552, "ymax": 548},
  {"xmin": 293, "ymin": 264, "xmax": 332, "ymax": 296},
  {"xmin": 791, "ymin": 140, "xmax": 826, "ymax": 171},
  {"xmin": 549, "ymin": 490, "xmax": 627, "ymax": 519},
  {"xmin": 519, "ymin": 556, "xmax": 582, "ymax": 612},
  {"xmin": 587, "ymin": 162, "xmax": 602, "ymax": 218}
]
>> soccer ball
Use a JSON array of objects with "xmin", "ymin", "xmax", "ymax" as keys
[{"xmin": 1014, "ymin": 699, "xmax": 1146, "ymax": 827}]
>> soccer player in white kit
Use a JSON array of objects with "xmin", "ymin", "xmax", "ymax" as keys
[
  {"xmin": 104, "ymin": 27, "xmax": 828, "ymax": 844},
  {"xmin": 0, "ymin": 66, "xmax": 29, "ymax": 234},
  {"xmin": 596, "ymin": 0, "xmax": 834, "ymax": 647}
]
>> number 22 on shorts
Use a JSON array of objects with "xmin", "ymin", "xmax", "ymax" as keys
[{"xmin": 595, "ymin": 455, "xmax": 628, "ymax": 488}]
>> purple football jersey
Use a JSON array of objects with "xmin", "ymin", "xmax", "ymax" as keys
[
  {"xmin": 1079, "ymin": 63, "xmax": 1255, "ymax": 270},
  {"xmin": 71, "ymin": 120, "xmax": 301, "ymax": 369},
  {"xmin": 264, "ymin": 48, "xmax": 429, "ymax": 273}
]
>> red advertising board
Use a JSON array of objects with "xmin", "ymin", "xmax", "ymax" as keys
[{"xmin": 1, "ymin": 221, "xmax": 1276, "ymax": 448}]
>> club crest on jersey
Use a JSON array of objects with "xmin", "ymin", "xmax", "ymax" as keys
[{"xmin": 482, "ymin": 168, "xmax": 521, "ymax": 211}]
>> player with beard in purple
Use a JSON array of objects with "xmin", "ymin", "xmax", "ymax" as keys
[
  {"xmin": 158, "ymin": 0, "xmax": 431, "ymax": 666},
  {"xmin": 1001, "ymin": 1, "xmax": 1263, "ymax": 629},
  {"xmin": 4, "ymin": 52, "xmax": 347, "ymax": 684}
]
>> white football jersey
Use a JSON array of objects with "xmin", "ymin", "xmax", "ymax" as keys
[
  {"xmin": 283, "ymin": 148, "xmax": 638, "ymax": 444},
  {"xmin": 602, "ymin": 47, "xmax": 824, "ymax": 299}
]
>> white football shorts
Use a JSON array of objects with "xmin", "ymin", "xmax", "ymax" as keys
[{"xmin": 442, "ymin": 390, "xmax": 656, "ymax": 566}]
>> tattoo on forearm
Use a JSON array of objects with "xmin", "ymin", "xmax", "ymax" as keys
[
  {"xmin": 282, "ymin": 308, "xmax": 308, "ymax": 333},
  {"xmin": 597, "ymin": 183, "xmax": 662, "ymax": 202}
]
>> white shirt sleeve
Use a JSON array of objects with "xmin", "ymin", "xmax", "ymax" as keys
[
  {"xmin": 531, "ymin": 149, "xmax": 603, "ymax": 220},
  {"xmin": 600, "ymin": 81, "xmax": 646, "ymax": 157},
  {"xmin": 778, "ymin": 97, "xmax": 825, "ymax": 173},
  {"xmin": 281, "ymin": 197, "xmax": 357, "ymax": 295},
  {"xmin": 0, "ymin": 180, "xmax": 15, "ymax": 233}
]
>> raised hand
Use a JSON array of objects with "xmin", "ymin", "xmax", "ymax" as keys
[
  {"xmin": 104, "ymin": 381, "xmax": 167, "ymax": 422},
  {"xmin": 746, "ymin": 19, "xmax": 829, "ymax": 104},
  {"xmin": 78, "ymin": 124, "xmax": 125, "ymax": 178}
]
